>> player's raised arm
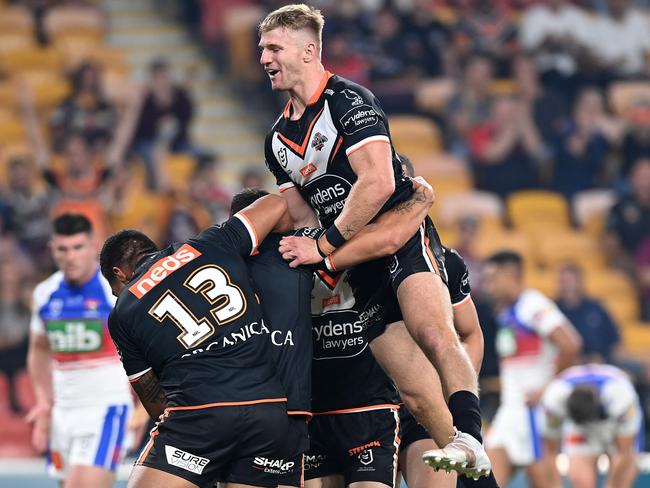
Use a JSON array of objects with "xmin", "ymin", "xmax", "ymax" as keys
[{"xmin": 235, "ymin": 193, "xmax": 289, "ymax": 246}]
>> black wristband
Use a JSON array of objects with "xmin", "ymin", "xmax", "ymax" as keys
[
  {"xmin": 325, "ymin": 224, "xmax": 346, "ymax": 249},
  {"xmin": 315, "ymin": 238, "xmax": 328, "ymax": 259}
]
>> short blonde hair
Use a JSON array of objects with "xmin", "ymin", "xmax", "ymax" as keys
[{"xmin": 259, "ymin": 4, "xmax": 324, "ymax": 50}]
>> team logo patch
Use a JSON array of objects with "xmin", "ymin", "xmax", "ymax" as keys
[
  {"xmin": 311, "ymin": 132, "xmax": 328, "ymax": 151},
  {"xmin": 342, "ymin": 88, "xmax": 363, "ymax": 106},
  {"xmin": 164, "ymin": 446, "xmax": 209, "ymax": 475},
  {"xmin": 359, "ymin": 449, "xmax": 374, "ymax": 466},
  {"xmin": 300, "ymin": 162, "xmax": 317, "ymax": 177},
  {"xmin": 130, "ymin": 244, "xmax": 201, "ymax": 298}
]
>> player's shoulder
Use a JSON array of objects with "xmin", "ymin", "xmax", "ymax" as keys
[
  {"xmin": 518, "ymin": 288, "xmax": 554, "ymax": 308},
  {"xmin": 443, "ymin": 247, "xmax": 467, "ymax": 271},
  {"xmin": 33, "ymin": 270, "xmax": 65, "ymax": 303},
  {"xmin": 327, "ymin": 75, "xmax": 377, "ymax": 105}
]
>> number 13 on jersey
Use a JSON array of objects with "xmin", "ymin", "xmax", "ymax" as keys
[{"xmin": 148, "ymin": 265, "xmax": 247, "ymax": 348}]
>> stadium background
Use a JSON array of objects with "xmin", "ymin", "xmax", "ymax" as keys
[{"xmin": 0, "ymin": 0, "xmax": 649, "ymax": 486}]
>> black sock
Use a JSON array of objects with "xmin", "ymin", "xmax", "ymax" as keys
[
  {"xmin": 457, "ymin": 472, "xmax": 500, "ymax": 488},
  {"xmin": 448, "ymin": 390, "xmax": 483, "ymax": 443}
]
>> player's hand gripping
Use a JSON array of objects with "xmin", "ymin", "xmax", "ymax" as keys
[
  {"xmin": 26, "ymin": 402, "xmax": 51, "ymax": 453},
  {"xmin": 279, "ymin": 234, "xmax": 323, "ymax": 268}
]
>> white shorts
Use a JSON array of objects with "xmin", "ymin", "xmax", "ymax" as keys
[
  {"xmin": 48, "ymin": 403, "xmax": 132, "ymax": 480},
  {"xmin": 486, "ymin": 404, "xmax": 545, "ymax": 466},
  {"xmin": 562, "ymin": 405, "xmax": 643, "ymax": 456}
]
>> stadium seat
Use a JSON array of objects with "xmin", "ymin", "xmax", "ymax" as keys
[
  {"xmin": 585, "ymin": 268, "xmax": 637, "ymax": 301},
  {"xmin": 0, "ymin": 47, "xmax": 65, "ymax": 75},
  {"xmin": 56, "ymin": 41, "xmax": 127, "ymax": 73},
  {"xmin": 600, "ymin": 294, "xmax": 640, "ymax": 324},
  {"xmin": 0, "ymin": 119, "xmax": 26, "ymax": 145},
  {"xmin": 471, "ymin": 229, "xmax": 533, "ymax": 264},
  {"xmin": 507, "ymin": 190, "xmax": 571, "ymax": 235},
  {"xmin": 0, "ymin": 5, "xmax": 34, "ymax": 35},
  {"xmin": 490, "ymin": 79, "xmax": 516, "ymax": 96},
  {"xmin": 535, "ymin": 230, "xmax": 603, "ymax": 269},
  {"xmin": 437, "ymin": 190, "xmax": 504, "ymax": 230},
  {"xmin": 608, "ymin": 81, "xmax": 650, "ymax": 117},
  {"xmin": 389, "ymin": 115, "xmax": 442, "ymax": 157},
  {"xmin": 17, "ymin": 71, "xmax": 69, "ymax": 109},
  {"xmin": 43, "ymin": 5, "xmax": 105, "ymax": 45},
  {"xmin": 525, "ymin": 267, "xmax": 557, "ymax": 297},
  {"xmin": 414, "ymin": 78, "xmax": 455, "ymax": 114},
  {"xmin": 163, "ymin": 154, "xmax": 197, "ymax": 191},
  {"xmin": 0, "ymin": 32, "xmax": 35, "ymax": 54},
  {"xmin": 621, "ymin": 323, "xmax": 650, "ymax": 357},
  {"xmin": 0, "ymin": 82, "xmax": 17, "ymax": 112},
  {"xmin": 572, "ymin": 190, "xmax": 616, "ymax": 229}
]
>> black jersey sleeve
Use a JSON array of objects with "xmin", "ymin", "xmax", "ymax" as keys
[
  {"xmin": 444, "ymin": 248, "xmax": 471, "ymax": 306},
  {"xmin": 264, "ymin": 131, "xmax": 294, "ymax": 192},
  {"xmin": 108, "ymin": 310, "xmax": 151, "ymax": 381},
  {"xmin": 195, "ymin": 213, "xmax": 259, "ymax": 257},
  {"xmin": 329, "ymin": 83, "xmax": 391, "ymax": 157}
]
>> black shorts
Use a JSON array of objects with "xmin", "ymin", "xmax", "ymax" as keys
[
  {"xmin": 349, "ymin": 217, "xmax": 447, "ymax": 342},
  {"xmin": 305, "ymin": 407, "xmax": 401, "ymax": 486},
  {"xmin": 399, "ymin": 406, "xmax": 431, "ymax": 454},
  {"xmin": 278, "ymin": 415, "xmax": 310, "ymax": 487},
  {"xmin": 136, "ymin": 402, "xmax": 291, "ymax": 487}
]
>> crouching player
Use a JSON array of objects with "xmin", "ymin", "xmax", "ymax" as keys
[{"xmin": 542, "ymin": 364, "xmax": 642, "ymax": 488}]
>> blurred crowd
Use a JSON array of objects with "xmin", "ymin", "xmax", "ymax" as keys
[{"xmin": 0, "ymin": 0, "xmax": 263, "ymax": 436}]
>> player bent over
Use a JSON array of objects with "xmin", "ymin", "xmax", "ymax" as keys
[
  {"xmin": 542, "ymin": 364, "xmax": 642, "ymax": 488},
  {"xmin": 27, "ymin": 214, "xmax": 134, "ymax": 487},
  {"xmin": 482, "ymin": 252, "xmax": 582, "ymax": 488},
  {"xmin": 230, "ymin": 189, "xmax": 313, "ymax": 488},
  {"xmin": 101, "ymin": 195, "xmax": 295, "ymax": 488},
  {"xmin": 260, "ymin": 4, "xmax": 490, "ymax": 478}
]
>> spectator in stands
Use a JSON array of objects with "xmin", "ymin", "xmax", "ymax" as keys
[
  {"xmin": 111, "ymin": 58, "xmax": 198, "ymax": 190},
  {"xmin": 513, "ymin": 55, "xmax": 568, "ymax": 153},
  {"xmin": 552, "ymin": 88, "xmax": 624, "ymax": 198},
  {"xmin": 582, "ymin": 0, "xmax": 650, "ymax": 80},
  {"xmin": 0, "ymin": 253, "xmax": 33, "ymax": 414},
  {"xmin": 4, "ymin": 156, "xmax": 55, "ymax": 273},
  {"xmin": 636, "ymin": 236, "xmax": 650, "ymax": 321},
  {"xmin": 605, "ymin": 158, "xmax": 650, "ymax": 273},
  {"xmin": 454, "ymin": 216, "xmax": 485, "ymax": 296},
  {"xmin": 555, "ymin": 263, "xmax": 621, "ymax": 363},
  {"xmin": 364, "ymin": 6, "xmax": 424, "ymax": 102},
  {"xmin": 518, "ymin": 0, "xmax": 591, "ymax": 95},
  {"xmin": 621, "ymin": 102, "xmax": 650, "ymax": 180},
  {"xmin": 323, "ymin": 30, "xmax": 369, "ymax": 86},
  {"xmin": 21, "ymin": 80, "xmax": 113, "ymax": 240},
  {"xmin": 189, "ymin": 154, "xmax": 231, "ymax": 224},
  {"xmin": 403, "ymin": 0, "xmax": 453, "ymax": 77},
  {"xmin": 240, "ymin": 166, "xmax": 266, "ymax": 189},
  {"xmin": 452, "ymin": 0, "xmax": 518, "ymax": 76},
  {"xmin": 469, "ymin": 94, "xmax": 543, "ymax": 198},
  {"xmin": 49, "ymin": 61, "xmax": 118, "ymax": 154},
  {"xmin": 445, "ymin": 53, "xmax": 494, "ymax": 158}
]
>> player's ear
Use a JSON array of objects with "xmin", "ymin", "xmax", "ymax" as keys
[
  {"xmin": 112, "ymin": 266, "xmax": 129, "ymax": 284},
  {"xmin": 303, "ymin": 40, "xmax": 317, "ymax": 62}
]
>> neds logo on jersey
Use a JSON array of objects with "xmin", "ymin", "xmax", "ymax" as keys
[{"xmin": 130, "ymin": 244, "xmax": 201, "ymax": 298}]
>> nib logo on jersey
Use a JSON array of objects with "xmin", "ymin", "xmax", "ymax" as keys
[
  {"xmin": 312, "ymin": 310, "xmax": 367, "ymax": 360},
  {"xmin": 252, "ymin": 457, "xmax": 295, "ymax": 475},
  {"xmin": 47, "ymin": 320, "xmax": 103, "ymax": 353},
  {"xmin": 305, "ymin": 174, "xmax": 352, "ymax": 222},
  {"xmin": 165, "ymin": 446, "xmax": 209, "ymax": 475}
]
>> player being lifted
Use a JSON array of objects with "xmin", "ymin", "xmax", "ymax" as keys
[{"xmin": 259, "ymin": 3, "xmax": 490, "ymax": 478}]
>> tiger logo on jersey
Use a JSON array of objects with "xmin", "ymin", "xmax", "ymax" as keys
[{"xmin": 311, "ymin": 132, "xmax": 328, "ymax": 151}]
